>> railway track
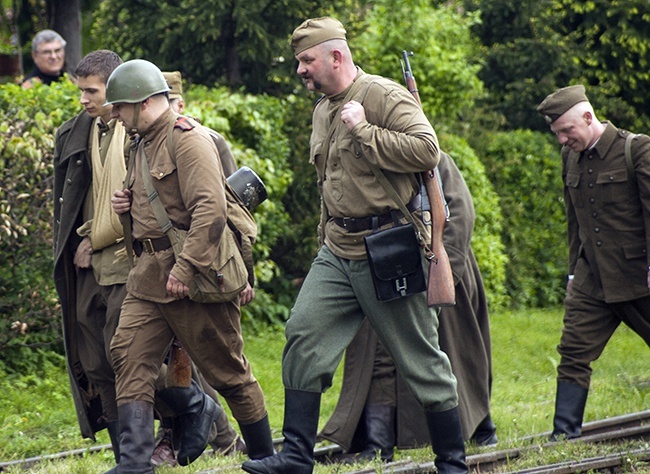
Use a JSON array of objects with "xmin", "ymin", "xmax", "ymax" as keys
[{"xmin": 2, "ymin": 410, "xmax": 650, "ymax": 473}]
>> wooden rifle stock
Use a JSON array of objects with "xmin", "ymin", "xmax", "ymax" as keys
[{"xmin": 401, "ymin": 51, "xmax": 455, "ymax": 307}]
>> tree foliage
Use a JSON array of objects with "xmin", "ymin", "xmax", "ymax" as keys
[
  {"xmin": 465, "ymin": 0, "xmax": 650, "ymax": 132},
  {"xmin": 353, "ymin": 0, "xmax": 484, "ymax": 132},
  {"xmin": 91, "ymin": 0, "xmax": 322, "ymax": 93}
]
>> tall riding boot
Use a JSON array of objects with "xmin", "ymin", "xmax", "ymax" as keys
[
  {"xmin": 106, "ymin": 419, "xmax": 121, "ymax": 463},
  {"xmin": 470, "ymin": 413, "xmax": 498, "ymax": 446},
  {"xmin": 156, "ymin": 379, "xmax": 221, "ymax": 465},
  {"xmin": 239, "ymin": 414, "xmax": 274, "ymax": 459},
  {"xmin": 550, "ymin": 380, "xmax": 589, "ymax": 441},
  {"xmin": 358, "ymin": 404, "xmax": 395, "ymax": 462},
  {"xmin": 242, "ymin": 389, "xmax": 321, "ymax": 474},
  {"xmin": 425, "ymin": 406, "xmax": 468, "ymax": 474},
  {"xmin": 103, "ymin": 401, "xmax": 155, "ymax": 474}
]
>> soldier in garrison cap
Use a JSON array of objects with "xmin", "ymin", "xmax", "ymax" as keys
[
  {"xmin": 243, "ymin": 16, "xmax": 467, "ymax": 474},
  {"xmin": 537, "ymin": 86, "xmax": 650, "ymax": 441}
]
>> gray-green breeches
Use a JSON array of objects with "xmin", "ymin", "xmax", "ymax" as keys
[{"xmin": 283, "ymin": 245, "xmax": 459, "ymax": 413}]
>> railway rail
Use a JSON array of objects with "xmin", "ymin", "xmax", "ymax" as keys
[{"xmin": 2, "ymin": 410, "xmax": 650, "ymax": 473}]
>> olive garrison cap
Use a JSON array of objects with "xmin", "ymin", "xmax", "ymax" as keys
[
  {"xmin": 291, "ymin": 17, "xmax": 347, "ymax": 55},
  {"xmin": 162, "ymin": 71, "xmax": 182, "ymax": 99},
  {"xmin": 536, "ymin": 84, "xmax": 588, "ymax": 124}
]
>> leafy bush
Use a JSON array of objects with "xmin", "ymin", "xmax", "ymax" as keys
[
  {"xmin": 480, "ymin": 130, "xmax": 567, "ymax": 308},
  {"xmin": 0, "ymin": 77, "xmax": 81, "ymax": 373}
]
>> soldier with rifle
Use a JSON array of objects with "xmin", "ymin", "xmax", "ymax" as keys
[{"xmin": 242, "ymin": 16, "xmax": 467, "ymax": 474}]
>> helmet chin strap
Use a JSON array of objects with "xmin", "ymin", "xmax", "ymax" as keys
[{"xmin": 129, "ymin": 101, "xmax": 142, "ymax": 135}]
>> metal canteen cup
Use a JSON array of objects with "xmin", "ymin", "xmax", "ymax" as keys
[{"xmin": 227, "ymin": 166, "xmax": 268, "ymax": 210}]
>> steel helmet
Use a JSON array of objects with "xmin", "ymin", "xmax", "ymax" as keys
[{"xmin": 104, "ymin": 59, "xmax": 170, "ymax": 105}]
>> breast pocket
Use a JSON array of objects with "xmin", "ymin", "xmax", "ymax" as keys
[
  {"xmin": 149, "ymin": 156, "xmax": 177, "ymax": 182},
  {"xmin": 596, "ymin": 167, "xmax": 628, "ymax": 204},
  {"xmin": 565, "ymin": 171, "xmax": 583, "ymax": 208}
]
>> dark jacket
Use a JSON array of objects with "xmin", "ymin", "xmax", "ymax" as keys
[
  {"xmin": 53, "ymin": 111, "xmax": 104, "ymax": 439},
  {"xmin": 564, "ymin": 123, "xmax": 650, "ymax": 303},
  {"xmin": 320, "ymin": 152, "xmax": 493, "ymax": 448}
]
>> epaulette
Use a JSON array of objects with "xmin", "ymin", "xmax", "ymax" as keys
[{"xmin": 174, "ymin": 116, "xmax": 195, "ymax": 131}]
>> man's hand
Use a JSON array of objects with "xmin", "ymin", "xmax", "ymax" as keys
[
  {"xmin": 167, "ymin": 273, "xmax": 190, "ymax": 299},
  {"xmin": 341, "ymin": 100, "xmax": 365, "ymax": 130},
  {"xmin": 239, "ymin": 282, "xmax": 255, "ymax": 306},
  {"xmin": 112, "ymin": 189, "xmax": 132, "ymax": 215},
  {"xmin": 73, "ymin": 237, "xmax": 93, "ymax": 269}
]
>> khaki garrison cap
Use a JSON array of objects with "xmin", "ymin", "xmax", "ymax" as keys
[
  {"xmin": 536, "ymin": 84, "xmax": 588, "ymax": 124},
  {"xmin": 162, "ymin": 71, "xmax": 183, "ymax": 99},
  {"xmin": 291, "ymin": 17, "xmax": 347, "ymax": 55}
]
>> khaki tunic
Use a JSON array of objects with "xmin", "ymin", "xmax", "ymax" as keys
[
  {"xmin": 312, "ymin": 69, "xmax": 438, "ymax": 259},
  {"xmin": 126, "ymin": 108, "xmax": 228, "ymax": 302}
]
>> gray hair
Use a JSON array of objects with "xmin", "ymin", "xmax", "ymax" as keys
[{"xmin": 31, "ymin": 29, "xmax": 67, "ymax": 53}]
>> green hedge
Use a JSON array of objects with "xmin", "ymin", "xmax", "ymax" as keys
[
  {"xmin": 481, "ymin": 129, "xmax": 568, "ymax": 308},
  {"xmin": 0, "ymin": 77, "xmax": 81, "ymax": 373}
]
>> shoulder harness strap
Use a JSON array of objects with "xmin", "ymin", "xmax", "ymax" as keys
[{"xmin": 625, "ymin": 132, "xmax": 638, "ymax": 183}]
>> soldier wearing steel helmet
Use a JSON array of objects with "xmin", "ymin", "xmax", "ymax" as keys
[{"xmin": 104, "ymin": 59, "xmax": 273, "ymax": 473}]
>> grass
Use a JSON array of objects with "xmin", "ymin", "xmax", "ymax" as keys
[{"xmin": 1, "ymin": 306, "xmax": 649, "ymax": 473}]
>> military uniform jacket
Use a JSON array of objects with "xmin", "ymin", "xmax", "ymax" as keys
[
  {"xmin": 320, "ymin": 153, "xmax": 493, "ymax": 447},
  {"xmin": 311, "ymin": 69, "xmax": 439, "ymax": 260},
  {"xmin": 53, "ymin": 111, "xmax": 105, "ymax": 439},
  {"xmin": 126, "ymin": 108, "xmax": 228, "ymax": 303},
  {"xmin": 563, "ymin": 122, "xmax": 650, "ymax": 303}
]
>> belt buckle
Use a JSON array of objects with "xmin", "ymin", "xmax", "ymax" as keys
[
  {"xmin": 142, "ymin": 238, "xmax": 155, "ymax": 254},
  {"xmin": 342, "ymin": 217, "xmax": 354, "ymax": 231}
]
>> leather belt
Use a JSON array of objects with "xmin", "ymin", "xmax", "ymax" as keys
[
  {"xmin": 133, "ymin": 236, "xmax": 172, "ymax": 256},
  {"xmin": 332, "ymin": 194, "xmax": 422, "ymax": 233}
]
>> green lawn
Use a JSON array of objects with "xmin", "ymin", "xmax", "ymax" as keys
[{"xmin": 1, "ymin": 306, "xmax": 649, "ymax": 473}]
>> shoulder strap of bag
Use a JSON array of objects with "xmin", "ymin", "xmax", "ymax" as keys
[
  {"xmin": 625, "ymin": 132, "xmax": 638, "ymax": 183},
  {"xmin": 120, "ymin": 136, "xmax": 139, "ymax": 267},
  {"xmin": 139, "ymin": 147, "xmax": 179, "ymax": 248},
  {"xmin": 353, "ymin": 80, "xmax": 423, "ymax": 237}
]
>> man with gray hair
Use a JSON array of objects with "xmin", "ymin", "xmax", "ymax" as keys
[
  {"xmin": 537, "ymin": 85, "xmax": 650, "ymax": 440},
  {"xmin": 22, "ymin": 29, "xmax": 66, "ymax": 88}
]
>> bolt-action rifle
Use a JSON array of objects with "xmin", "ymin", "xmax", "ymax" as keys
[{"xmin": 401, "ymin": 50, "xmax": 455, "ymax": 307}]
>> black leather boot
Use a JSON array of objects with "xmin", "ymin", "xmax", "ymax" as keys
[
  {"xmin": 357, "ymin": 404, "xmax": 395, "ymax": 462},
  {"xmin": 103, "ymin": 401, "xmax": 155, "ymax": 474},
  {"xmin": 425, "ymin": 406, "xmax": 468, "ymax": 474},
  {"xmin": 156, "ymin": 380, "xmax": 221, "ymax": 465},
  {"xmin": 550, "ymin": 380, "xmax": 589, "ymax": 441},
  {"xmin": 242, "ymin": 389, "xmax": 321, "ymax": 474},
  {"xmin": 470, "ymin": 413, "xmax": 498, "ymax": 446},
  {"xmin": 106, "ymin": 419, "xmax": 121, "ymax": 463},
  {"xmin": 239, "ymin": 414, "xmax": 274, "ymax": 459}
]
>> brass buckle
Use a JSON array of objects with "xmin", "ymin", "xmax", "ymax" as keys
[{"xmin": 142, "ymin": 238, "xmax": 155, "ymax": 254}]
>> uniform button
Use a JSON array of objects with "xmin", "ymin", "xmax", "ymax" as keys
[
  {"xmin": 590, "ymin": 198, "xmax": 595, "ymax": 203},
  {"xmin": 59, "ymin": 197, "xmax": 63, "ymax": 203},
  {"xmin": 76, "ymin": 160, "xmax": 82, "ymax": 166},
  {"xmin": 594, "ymin": 227, "xmax": 600, "ymax": 233},
  {"xmin": 66, "ymin": 178, "xmax": 72, "ymax": 184},
  {"xmin": 609, "ymin": 176, "xmax": 614, "ymax": 181},
  {"xmin": 159, "ymin": 172, "xmax": 164, "ymax": 177},
  {"xmin": 588, "ymin": 169, "xmax": 593, "ymax": 174},
  {"xmin": 588, "ymin": 183, "xmax": 594, "ymax": 188},
  {"xmin": 596, "ymin": 241, "xmax": 602, "ymax": 246},
  {"xmin": 592, "ymin": 212, "xmax": 597, "ymax": 218}
]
